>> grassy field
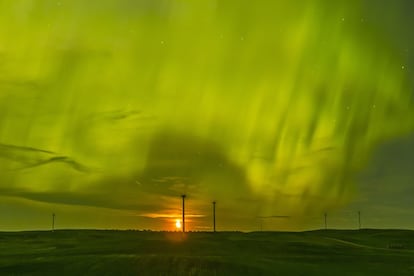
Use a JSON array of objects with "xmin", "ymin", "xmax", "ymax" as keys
[{"xmin": 1, "ymin": 229, "xmax": 414, "ymax": 275}]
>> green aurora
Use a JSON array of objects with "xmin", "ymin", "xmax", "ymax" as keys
[{"xmin": 0, "ymin": 0, "xmax": 413, "ymax": 231}]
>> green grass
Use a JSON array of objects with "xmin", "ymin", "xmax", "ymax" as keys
[{"xmin": 1, "ymin": 229, "xmax": 414, "ymax": 275}]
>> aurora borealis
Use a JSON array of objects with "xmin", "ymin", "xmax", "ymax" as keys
[{"xmin": 0, "ymin": 0, "xmax": 413, "ymax": 231}]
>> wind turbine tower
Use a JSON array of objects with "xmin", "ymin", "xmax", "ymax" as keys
[
  {"xmin": 181, "ymin": 194, "xmax": 186, "ymax": 233},
  {"xmin": 212, "ymin": 201, "xmax": 216, "ymax": 233},
  {"xmin": 52, "ymin": 213, "xmax": 55, "ymax": 232}
]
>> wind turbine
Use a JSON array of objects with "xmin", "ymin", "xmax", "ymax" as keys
[
  {"xmin": 181, "ymin": 194, "xmax": 186, "ymax": 232},
  {"xmin": 212, "ymin": 201, "xmax": 216, "ymax": 233},
  {"xmin": 52, "ymin": 213, "xmax": 55, "ymax": 232}
]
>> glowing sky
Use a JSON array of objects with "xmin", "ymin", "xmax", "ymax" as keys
[{"xmin": 0, "ymin": 0, "xmax": 413, "ymax": 231}]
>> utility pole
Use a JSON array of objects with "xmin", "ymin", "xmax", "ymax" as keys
[
  {"xmin": 181, "ymin": 195, "xmax": 186, "ymax": 233},
  {"xmin": 52, "ymin": 213, "xmax": 55, "ymax": 232},
  {"xmin": 324, "ymin": 212, "xmax": 327, "ymax": 230},
  {"xmin": 212, "ymin": 201, "xmax": 216, "ymax": 233},
  {"xmin": 358, "ymin": 211, "xmax": 361, "ymax": 230}
]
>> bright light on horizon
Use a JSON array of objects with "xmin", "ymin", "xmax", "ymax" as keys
[{"xmin": 175, "ymin": 219, "xmax": 181, "ymax": 229}]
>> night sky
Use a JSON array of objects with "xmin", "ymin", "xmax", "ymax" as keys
[{"xmin": 0, "ymin": 0, "xmax": 413, "ymax": 231}]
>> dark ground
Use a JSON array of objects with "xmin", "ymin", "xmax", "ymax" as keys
[{"xmin": 1, "ymin": 229, "xmax": 414, "ymax": 275}]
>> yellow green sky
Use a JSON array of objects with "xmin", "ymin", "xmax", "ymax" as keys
[{"xmin": 0, "ymin": 0, "xmax": 413, "ymax": 231}]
